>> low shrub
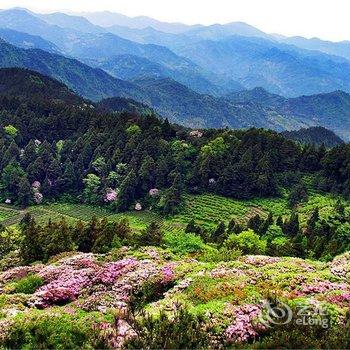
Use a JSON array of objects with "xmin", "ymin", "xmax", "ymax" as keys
[
  {"xmin": 123, "ymin": 306, "xmax": 210, "ymax": 349},
  {"xmin": 13, "ymin": 274, "xmax": 44, "ymax": 294},
  {"xmin": 164, "ymin": 231, "xmax": 206, "ymax": 254},
  {"xmin": 3, "ymin": 311, "xmax": 104, "ymax": 350}
]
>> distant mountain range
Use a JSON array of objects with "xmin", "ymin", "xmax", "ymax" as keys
[
  {"xmin": 1, "ymin": 8, "xmax": 350, "ymax": 139},
  {"xmin": 2, "ymin": 8, "xmax": 350, "ymax": 97},
  {"xmin": 0, "ymin": 39, "xmax": 146, "ymax": 101}
]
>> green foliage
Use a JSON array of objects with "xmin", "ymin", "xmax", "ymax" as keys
[
  {"xmin": 198, "ymin": 246, "xmax": 242, "ymax": 262},
  {"xmin": 3, "ymin": 124, "xmax": 18, "ymax": 138},
  {"xmin": 3, "ymin": 311, "xmax": 103, "ymax": 350},
  {"xmin": 200, "ymin": 136, "xmax": 228, "ymax": 158},
  {"xmin": 224, "ymin": 229, "xmax": 267, "ymax": 255},
  {"xmin": 0, "ymin": 227, "xmax": 21, "ymax": 258},
  {"xmin": 126, "ymin": 124, "xmax": 141, "ymax": 136},
  {"xmin": 288, "ymin": 183, "xmax": 309, "ymax": 208},
  {"xmin": 83, "ymin": 174, "xmax": 101, "ymax": 204},
  {"xmin": 164, "ymin": 231, "xmax": 206, "ymax": 254},
  {"xmin": 251, "ymin": 311, "xmax": 350, "ymax": 349},
  {"xmin": 13, "ymin": 274, "xmax": 44, "ymax": 294},
  {"xmin": 123, "ymin": 306, "xmax": 210, "ymax": 349},
  {"xmin": 138, "ymin": 222, "xmax": 163, "ymax": 247}
]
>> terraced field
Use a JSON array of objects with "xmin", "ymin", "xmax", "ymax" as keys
[
  {"xmin": 0, "ymin": 191, "xmax": 348, "ymax": 234},
  {"xmin": 166, "ymin": 194, "xmax": 249, "ymax": 231},
  {"xmin": 0, "ymin": 205, "xmax": 22, "ymax": 226}
]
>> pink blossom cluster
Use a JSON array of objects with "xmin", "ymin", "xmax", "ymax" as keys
[
  {"xmin": 31, "ymin": 180, "xmax": 44, "ymax": 204},
  {"xmin": 208, "ymin": 178, "xmax": 216, "ymax": 185},
  {"xmin": 330, "ymin": 252, "xmax": 350, "ymax": 280},
  {"xmin": 31, "ymin": 181, "xmax": 41, "ymax": 191},
  {"xmin": 33, "ymin": 192, "xmax": 43, "ymax": 204},
  {"xmin": 104, "ymin": 188, "xmax": 118, "ymax": 203},
  {"xmin": 0, "ymin": 265, "xmax": 41, "ymax": 283},
  {"xmin": 31, "ymin": 269, "xmax": 93, "ymax": 307},
  {"xmin": 225, "ymin": 304, "xmax": 263, "ymax": 343},
  {"xmin": 93, "ymin": 259, "xmax": 137, "ymax": 285},
  {"xmin": 134, "ymin": 203, "xmax": 142, "ymax": 211},
  {"xmin": 189, "ymin": 130, "xmax": 203, "ymax": 138},
  {"xmin": 243, "ymin": 255, "xmax": 281, "ymax": 267},
  {"xmin": 23, "ymin": 254, "xmax": 177, "ymax": 310},
  {"xmin": 79, "ymin": 259, "xmax": 177, "ymax": 312},
  {"xmin": 162, "ymin": 264, "xmax": 175, "ymax": 283},
  {"xmin": 300, "ymin": 280, "xmax": 349, "ymax": 295},
  {"xmin": 28, "ymin": 256, "xmax": 138, "ymax": 308},
  {"xmin": 97, "ymin": 319, "xmax": 136, "ymax": 349},
  {"xmin": 210, "ymin": 267, "xmax": 245, "ymax": 278},
  {"xmin": 149, "ymin": 188, "xmax": 159, "ymax": 197},
  {"xmin": 327, "ymin": 293, "xmax": 350, "ymax": 305}
]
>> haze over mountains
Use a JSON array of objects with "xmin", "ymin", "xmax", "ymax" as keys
[{"xmin": 1, "ymin": 7, "xmax": 350, "ymax": 139}]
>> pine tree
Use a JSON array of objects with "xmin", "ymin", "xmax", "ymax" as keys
[
  {"xmin": 77, "ymin": 216, "xmax": 98, "ymax": 252},
  {"xmin": 227, "ymin": 219, "xmax": 236, "ymax": 233},
  {"xmin": 307, "ymin": 207, "xmax": 319, "ymax": 233},
  {"xmin": 247, "ymin": 214, "xmax": 263, "ymax": 234},
  {"xmin": 117, "ymin": 169, "xmax": 138, "ymax": 212},
  {"xmin": 21, "ymin": 140, "xmax": 37, "ymax": 169},
  {"xmin": 284, "ymin": 212, "xmax": 300, "ymax": 237},
  {"xmin": 211, "ymin": 221, "xmax": 226, "ymax": 244},
  {"xmin": 260, "ymin": 212, "xmax": 273, "ymax": 235},
  {"xmin": 139, "ymin": 222, "xmax": 163, "ymax": 246},
  {"xmin": 20, "ymin": 216, "xmax": 44, "ymax": 263},
  {"xmin": 18, "ymin": 176, "xmax": 32, "ymax": 207},
  {"xmin": 62, "ymin": 160, "xmax": 77, "ymax": 193},
  {"xmin": 185, "ymin": 219, "xmax": 197, "ymax": 234},
  {"xmin": 163, "ymin": 172, "xmax": 183, "ymax": 215},
  {"xmin": 276, "ymin": 216, "xmax": 284, "ymax": 228}
]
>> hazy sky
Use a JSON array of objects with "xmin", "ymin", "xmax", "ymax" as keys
[{"xmin": 1, "ymin": 0, "xmax": 349, "ymax": 41}]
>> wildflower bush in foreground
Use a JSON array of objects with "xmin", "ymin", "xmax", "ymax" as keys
[{"xmin": 0, "ymin": 249, "xmax": 350, "ymax": 349}]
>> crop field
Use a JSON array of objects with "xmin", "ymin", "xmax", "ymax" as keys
[{"xmin": 0, "ymin": 191, "xmax": 348, "ymax": 233}]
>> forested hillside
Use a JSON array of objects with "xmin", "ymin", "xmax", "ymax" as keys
[{"xmin": 281, "ymin": 126, "xmax": 344, "ymax": 147}]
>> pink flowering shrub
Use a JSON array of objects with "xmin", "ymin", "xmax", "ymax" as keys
[
  {"xmin": 300, "ymin": 280, "xmax": 348, "ymax": 295},
  {"xmin": 189, "ymin": 130, "xmax": 203, "ymax": 138},
  {"xmin": 327, "ymin": 292, "xmax": 350, "ymax": 305},
  {"xmin": 31, "ymin": 269, "xmax": 92, "ymax": 307},
  {"xmin": 33, "ymin": 192, "xmax": 43, "ymax": 204},
  {"xmin": 162, "ymin": 264, "xmax": 175, "ymax": 284},
  {"xmin": 330, "ymin": 252, "xmax": 350, "ymax": 280},
  {"xmin": 96, "ymin": 319, "xmax": 136, "ymax": 349},
  {"xmin": 104, "ymin": 188, "xmax": 117, "ymax": 203},
  {"xmin": 243, "ymin": 255, "xmax": 281, "ymax": 267},
  {"xmin": 31, "ymin": 181, "xmax": 41, "ymax": 191},
  {"xmin": 225, "ymin": 304, "xmax": 264, "ymax": 343},
  {"xmin": 149, "ymin": 188, "xmax": 159, "ymax": 197},
  {"xmin": 32, "ymin": 287, "xmax": 77, "ymax": 307},
  {"xmin": 93, "ymin": 259, "xmax": 137, "ymax": 285},
  {"xmin": 25, "ymin": 254, "xmax": 175, "ymax": 310},
  {"xmin": 0, "ymin": 266, "xmax": 40, "ymax": 283}
]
